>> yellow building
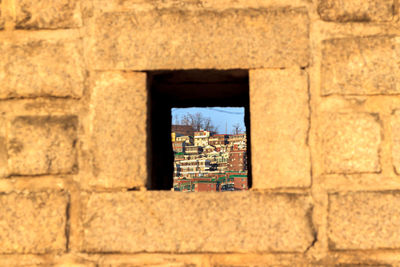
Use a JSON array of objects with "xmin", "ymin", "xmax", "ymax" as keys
[{"xmin": 171, "ymin": 132, "xmax": 176, "ymax": 142}]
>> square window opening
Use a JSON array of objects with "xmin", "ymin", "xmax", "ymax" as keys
[{"xmin": 147, "ymin": 70, "xmax": 251, "ymax": 190}]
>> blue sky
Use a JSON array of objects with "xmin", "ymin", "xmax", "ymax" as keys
[{"xmin": 171, "ymin": 107, "xmax": 246, "ymax": 134}]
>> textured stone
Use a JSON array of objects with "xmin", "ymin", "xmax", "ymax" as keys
[
  {"xmin": 7, "ymin": 116, "xmax": 78, "ymax": 176},
  {"xmin": 92, "ymin": 8, "xmax": 310, "ymax": 70},
  {"xmin": 15, "ymin": 0, "xmax": 82, "ymax": 29},
  {"xmin": 95, "ymin": 0, "xmax": 307, "ymax": 10},
  {"xmin": 392, "ymin": 110, "xmax": 400, "ymax": 174},
  {"xmin": 82, "ymin": 192, "xmax": 315, "ymax": 253},
  {"xmin": 321, "ymin": 113, "xmax": 381, "ymax": 174},
  {"xmin": 322, "ymin": 36, "xmax": 400, "ymax": 96},
  {"xmin": 0, "ymin": 39, "xmax": 84, "ymax": 99},
  {"xmin": 91, "ymin": 72, "xmax": 147, "ymax": 188},
  {"xmin": 0, "ymin": 118, "xmax": 6, "ymax": 177},
  {"xmin": 318, "ymin": 0, "xmax": 394, "ymax": 22},
  {"xmin": 0, "ymin": 191, "xmax": 68, "ymax": 253},
  {"xmin": 250, "ymin": 68, "xmax": 310, "ymax": 188},
  {"xmin": 328, "ymin": 191, "xmax": 400, "ymax": 250},
  {"xmin": 0, "ymin": 0, "xmax": 3, "ymax": 30},
  {"xmin": 96, "ymin": 255, "xmax": 201, "ymax": 267}
]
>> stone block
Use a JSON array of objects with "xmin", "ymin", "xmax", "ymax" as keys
[
  {"xmin": 321, "ymin": 113, "xmax": 381, "ymax": 174},
  {"xmin": 91, "ymin": 72, "xmax": 147, "ymax": 188},
  {"xmin": 0, "ymin": 0, "xmax": 3, "ymax": 30},
  {"xmin": 0, "ymin": 39, "xmax": 84, "ymax": 99},
  {"xmin": 82, "ymin": 192, "xmax": 315, "ymax": 253},
  {"xmin": 328, "ymin": 191, "xmax": 400, "ymax": 250},
  {"xmin": 321, "ymin": 36, "xmax": 400, "ymax": 96},
  {"xmin": 0, "ymin": 191, "xmax": 68, "ymax": 254},
  {"xmin": 250, "ymin": 68, "xmax": 311, "ymax": 188},
  {"xmin": 92, "ymin": 8, "xmax": 310, "ymax": 70},
  {"xmin": 7, "ymin": 116, "xmax": 78, "ymax": 176},
  {"xmin": 0, "ymin": 117, "xmax": 6, "ymax": 177},
  {"xmin": 15, "ymin": 0, "xmax": 82, "ymax": 29},
  {"xmin": 318, "ymin": 0, "xmax": 394, "ymax": 22},
  {"xmin": 392, "ymin": 110, "xmax": 400, "ymax": 174}
]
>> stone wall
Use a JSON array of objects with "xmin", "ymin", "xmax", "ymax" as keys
[{"xmin": 1, "ymin": 0, "xmax": 400, "ymax": 266}]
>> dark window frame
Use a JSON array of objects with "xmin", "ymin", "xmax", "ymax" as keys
[{"xmin": 147, "ymin": 70, "xmax": 252, "ymax": 190}]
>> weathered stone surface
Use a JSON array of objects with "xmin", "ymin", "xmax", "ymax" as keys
[
  {"xmin": 96, "ymin": 255, "xmax": 201, "ymax": 267},
  {"xmin": 7, "ymin": 116, "xmax": 78, "ymax": 176},
  {"xmin": 321, "ymin": 36, "xmax": 400, "ymax": 96},
  {"xmin": 82, "ymin": 192, "xmax": 315, "ymax": 253},
  {"xmin": 328, "ymin": 191, "xmax": 400, "ymax": 250},
  {"xmin": 0, "ymin": 191, "xmax": 68, "ymax": 254},
  {"xmin": 321, "ymin": 113, "xmax": 381, "ymax": 174},
  {"xmin": 250, "ymin": 68, "xmax": 311, "ymax": 188},
  {"xmin": 0, "ymin": 39, "xmax": 84, "ymax": 99},
  {"xmin": 392, "ymin": 110, "xmax": 400, "ymax": 175},
  {"xmin": 15, "ymin": 0, "xmax": 82, "ymax": 29},
  {"xmin": 318, "ymin": 0, "xmax": 394, "ymax": 22},
  {"xmin": 0, "ymin": 0, "xmax": 4, "ymax": 30},
  {"xmin": 92, "ymin": 8, "xmax": 310, "ymax": 70},
  {"xmin": 91, "ymin": 72, "xmax": 147, "ymax": 188},
  {"xmin": 0, "ymin": 117, "xmax": 6, "ymax": 177},
  {"xmin": 96, "ymin": 0, "xmax": 308, "ymax": 10}
]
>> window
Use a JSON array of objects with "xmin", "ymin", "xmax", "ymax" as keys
[{"xmin": 148, "ymin": 70, "xmax": 251, "ymax": 190}]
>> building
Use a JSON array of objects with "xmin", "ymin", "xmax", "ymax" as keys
[
  {"xmin": 194, "ymin": 131, "xmax": 211, "ymax": 147},
  {"xmin": 171, "ymin": 132, "xmax": 177, "ymax": 142},
  {"xmin": 185, "ymin": 146, "xmax": 203, "ymax": 155},
  {"xmin": 175, "ymin": 158, "xmax": 212, "ymax": 178},
  {"xmin": 226, "ymin": 172, "xmax": 248, "ymax": 190},
  {"xmin": 173, "ymin": 163, "xmax": 181, "ymax": 177},
  {"xmin": 203, "ymin": 144, "xmax": 216, "ymax": 154},
  {"xmin": 228, "ymin": 133, "xmax": 247, "ymax": 151},
  {"xmin": 172, "ymin": 141, "xmax": 185, "ymax": 153},
  {"xmin": 176, "ymin": 135, "xmax": 193, "ymax": 145},
  {"xmin": 227, "ymin": 150, "xmax": 247, "ymax": 172},
  {"xmin": 216, "ymin": 162, "xmax": 228, "ymax": 173},
  {"xmin": 171, "ymin": 125, "xmax": 195, "ymax": 136},
  {"xmin": 173, "ymin": 177, "xmax": 217, "ymax": 192},
  {"xmin": 173, "ymin": 174, "xmax": 242, "ymax": 192},
  {"xmin": 209, "ymin": 134, "xmax": 228, "ymax": 146}
]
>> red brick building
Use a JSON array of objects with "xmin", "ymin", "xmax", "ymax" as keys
[
  {"xmin": 231, "ymin": 175, "xmax": 248, "ymax": 190},
  {"xmin": 227, "ymin": 150, "xmax": 247, "ymax": 171},
  {"xmin": 171, "ymin": 125, "xmax": 195, "ymax": 136},
  {"xmin": 173, "ymin": 177, "xmax": 217, "ymax": 192},
  {"xmin": 173, "ymin": 172, "xmax": 247, "ymax": 192}
]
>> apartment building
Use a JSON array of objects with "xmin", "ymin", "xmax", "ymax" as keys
[
  {"xmin": 194, "ymin": 131, "xmax": 211, "ymax": 147},
  {"xmin": 227, "ymin": 150, "xmax": 247, "ymax": 172},
  {"xmin": 172, "ymin": 131, "xmax": 248, "ymax": 191}
]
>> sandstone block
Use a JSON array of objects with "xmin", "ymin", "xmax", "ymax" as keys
[
  {"xmin": 7, "ymin": 116, "xmax": 78, "ymax": 176},
  {"xmin": 92, "ymin": 8, "xmax": 310, "ymax": 70},
  {"xmin": 91, "ymin": 72, "xmax": 147, "ymax": 188},
  {"xmin": 82, "ymin": 192, "xmax": 315, "ymax": 253},
  {"xmin": 15, "ymin": 0, "xmax": 82, "ymax": 29},
  {"xmin": 318, "ymin": 0, "xmax": 394, "ymax": 22},
  {"xmin": 321, "ymin": 113, "xmax": 381, "ymax": 174},
  {"xmin": 0, "ymin": 0, "xmax": 3, "ymax": 30},
  {"xmin": 250, "ymin": 68, "xmax": 311, "ymax": 188},
  {"xmin": 0, "ymin": 118, "xmax": 6, "ymax": 178},
  {"xmin": 0, "ymin": 191, "xmax": 68, "ymax": 253},
  {"xmin": 392, "ymin": 110, "xmax": 400, "ymax": 174},
  {"xmin": 0, "ymin": 39, "xmax": 84, "ymax": 99},
  {"xmin": 328, "ymin": 191, "xmax": 400, "ymax": 250},
  {"xmin": 322, "ymin": 36, "xmax": 400, "ymax": 96}
]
